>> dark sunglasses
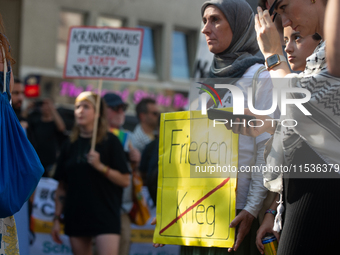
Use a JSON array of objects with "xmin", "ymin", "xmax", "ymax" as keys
[
  {"xmin": 111, "ymin": 104, "xmax": 127, "ymax": 112},
  {"xmin": 269, "ymin": 0, "xmax": 278, "ymax": 22},
  {"xmin": 148, "ymin": 111, "xmax": 159, "ymax": 116}
]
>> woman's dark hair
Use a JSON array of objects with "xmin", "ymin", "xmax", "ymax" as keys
[
  {"xmin": 0, "ymin": 14, "xmax": 15, "ymax": 65},
  {"xmin": 312, "ymin": 33, "xmax": 322, "ymax": 41},
  {"xmin": 258, "ymin": 0, "xmax": 267, "ymax": 10}
]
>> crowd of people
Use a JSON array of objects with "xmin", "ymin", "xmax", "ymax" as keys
[{"xmin": 0, "ymin": 0, "xmax": 340, "ymax": 254}]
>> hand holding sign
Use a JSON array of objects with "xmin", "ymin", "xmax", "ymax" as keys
[
  {"xmin": 228, "ymin": 210, "xmax": 255, "ymax": 252},
  {"xmin": 224, "ymin": 108, "xmax": 278, "ymax": 137}
]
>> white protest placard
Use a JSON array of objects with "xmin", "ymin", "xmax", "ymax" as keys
[
  {"xmin": 30, "ymin": 177, "xmax": 73, "ymax": 255},
  {"xmin": 63, "ymin": 26, "xmax": 144, "ymax": 81}
]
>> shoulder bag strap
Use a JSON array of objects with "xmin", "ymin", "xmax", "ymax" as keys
[
  {"xmin": 252, "ymin": 65, "xmax": 266, "ymax": 104},
  {"xmin": 2, "ymin": 46, "xmax": 7, "ymax": 93},
  {"xmin": 249, "ymin": 65, "xmax": 267, "ymax": 165}
]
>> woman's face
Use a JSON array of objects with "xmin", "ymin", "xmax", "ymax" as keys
[
  {"xmin": 202, "ymin": 5, "xmax": 233, "ymax": 54},
  {"xmin": 74, "ymin": 100, "xmax": 95, "ymax": 128},
  {"xmin": 275, "ymin": 0, "xmax": 320, "ymax": 37},
  {"xmin": 284, "ymin": 27, "xmax": 320, "ymax": 71}
]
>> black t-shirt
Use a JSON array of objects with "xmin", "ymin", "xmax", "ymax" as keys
[
  {"xmin": 54, "ymin": 132, "xmax": 130, "ymax": 236},
  {"xmin": 28, "ymin": 118, "xmax": 62, "ymax": 167}
]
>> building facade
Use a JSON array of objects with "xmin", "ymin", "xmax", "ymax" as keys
[{"xmin": 1, "ymin": 0, "xmax": 260, "ymax": 114}]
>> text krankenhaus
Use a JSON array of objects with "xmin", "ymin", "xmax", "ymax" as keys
[{"xmin": 64, "ymin": 27, "xmax": 143, "ymax": 81}]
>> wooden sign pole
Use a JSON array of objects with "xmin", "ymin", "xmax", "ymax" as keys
[{"xmin": 91, "ymin": 79, "xmax": 103, "ymax": 151}]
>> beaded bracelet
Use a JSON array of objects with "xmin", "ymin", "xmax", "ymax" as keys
[
  {"xmin": 102, "ymin": 165, "xmax": 109, "ymax": 176},
  {"xmin": 265, "ymin": 209, "xmax": 277, "ymax": 216},
  {"xmin": 105, "ymin": 167, "xmax": 110, "ymax": 177}
]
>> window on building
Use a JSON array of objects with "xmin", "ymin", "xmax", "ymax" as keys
[
  {"xmin": 56, "ymin": 11, "xmax": 84, "ymax": 69},
  {"xmin": 171, "ymin": 31, "xmax": 190, "ymax": 79},
  {"xmin": 97, "ymin": 17, "xmax": 123, "ymax": 27},
  {"xmin": 138, "ymin": 26, "xmax": 156, "ymax": 75}
]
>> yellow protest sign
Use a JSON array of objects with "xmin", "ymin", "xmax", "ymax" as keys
[{"xmin": 153, "ymin": 110, "xmax": 238, "ymax": 248}]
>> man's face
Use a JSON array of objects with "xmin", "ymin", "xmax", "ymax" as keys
[
  {"xmin": 106, "ymin": 104, "xmax": 126, "ymax": 129},
  {"xmin": 11, "ymin": 83, "xmax": 25, "ymax": 110},
  {"xmin": 144, "ymin": 103, "xmax": 159, "ymax": 129}
]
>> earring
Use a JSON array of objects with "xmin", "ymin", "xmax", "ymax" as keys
[{"xmin": 311, "ymin": 0, "xmax": 316, "ymax": 3}]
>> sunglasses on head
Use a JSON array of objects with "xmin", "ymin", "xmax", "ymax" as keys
[
  {"xmin": 111, "ymin": 104, "xmax": 127, "ymax": 112},
  {"xmin": 269, "ymin": 0, "xmax": 278, "ymax": 22}
]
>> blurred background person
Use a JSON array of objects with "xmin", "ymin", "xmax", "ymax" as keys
[
  {"xmin": 103, "ymin": 93, "xmax": 141, "ymax": 255},
  {"xmin": 11, "ymin": 77, "xmax": 28, "ymax": 127},
  {"xmin": 139, "ymin": 116, "xmax": 160, "ymax": 206},
  {"xmin": 27, "ymin": 98, "xmax": 66, "ymax": 176},
  {"xmin": 132, "ymin": 98, "xmax": 159, "ymax": 153},
  {"xmin": 52, "ymin": 91, "xmax": 130, "ymax": 255}
]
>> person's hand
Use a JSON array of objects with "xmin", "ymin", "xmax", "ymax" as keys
[
  {"xmin": 228, "ymin": 210, "xmax": 255, "ymax": 252},
  {"xmin": 43, "ymin": 98, "xmax": 56, "ymax": 113},
  {"xmin": 20, "ymin": 120, "xmax": 28, "ymax": 129},
  {"xmin": 87, "ymin": 150, "xmax": 102, "ymax": 171},
  {"xmin": 128, "ymin": 143, "xmax": 141, "ymax": 164},
  {"xmin": 51, "ymin": 220, "xmax": 62, "ymax": 244},
  {"xmin": 151, "ymin": 217, "xmax": 165, "ymax": 248},
  {"xmin": 224, "ymin": 109, "xmax": 277, "ymax": 137},
  {"xmin": 256, "ymin": 213, "xmax": 280, "ymax": 254},
  {"xmin": 255, "ymin": 7, "xmax": 283, "ymax": 59},
  {"xmin": 25, "ymin": 101, "xmax": 35, "ymax": 113}
]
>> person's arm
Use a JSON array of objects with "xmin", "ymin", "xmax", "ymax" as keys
[
  {"xmin": 225, "ymin": 108, "xmax": 277, "ymax": 137},
  {"xmin": 243, "ymin": 140, "xmax": 269, "ymax": 217},
  {"xmin": 325, "ymin": 0, "xmax": 340, "ymax": 77},
  {"xmin": 87, "ymin": 149, "xmax": 130, "ymax": 187},
  {"xmin": 45, "ymin": 99, "xmax": 66, "ymax": 132},
  {"xmin": 51, "ymin": 181, "xmax": 66, "ymax": 244},
  {"xmin": 139, "ymin": 144, "xmax": 150, "ymax": 183},
  {"xmin": 255, "ymin": 8, "xmax": 291, "ymax": 78},
  {"xmin": 256, "ymin": 193, "xmax": 280, "ymax": 254},
  {"xmin": 128, "ymin": 142, "xmax": 141, "ymax": 171},
  {"xmin": 228, "ymin": 139, "xmax": 269, "ymax": 252}
]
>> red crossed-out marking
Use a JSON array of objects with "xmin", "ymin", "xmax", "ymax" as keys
[{"xmin": 159, "ymin": 177, "xmax": 230, "ymax": 234}]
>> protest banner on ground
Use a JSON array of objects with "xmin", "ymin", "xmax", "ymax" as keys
[
  {"xmin": 153, "ymin": 110, "xmax": 238, "ymax": 248},
  {"xmin": 30, "ymin": 178, "xmax": 73, "ymax": 255},
  {"xmin": 63, "ymin": 26, "xmax": 143, "ymax": 81}
]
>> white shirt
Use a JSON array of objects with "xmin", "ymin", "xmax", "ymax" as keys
[{"xmin": 218, "ymin": 63, "xmax": 280, "ymax": 217}]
